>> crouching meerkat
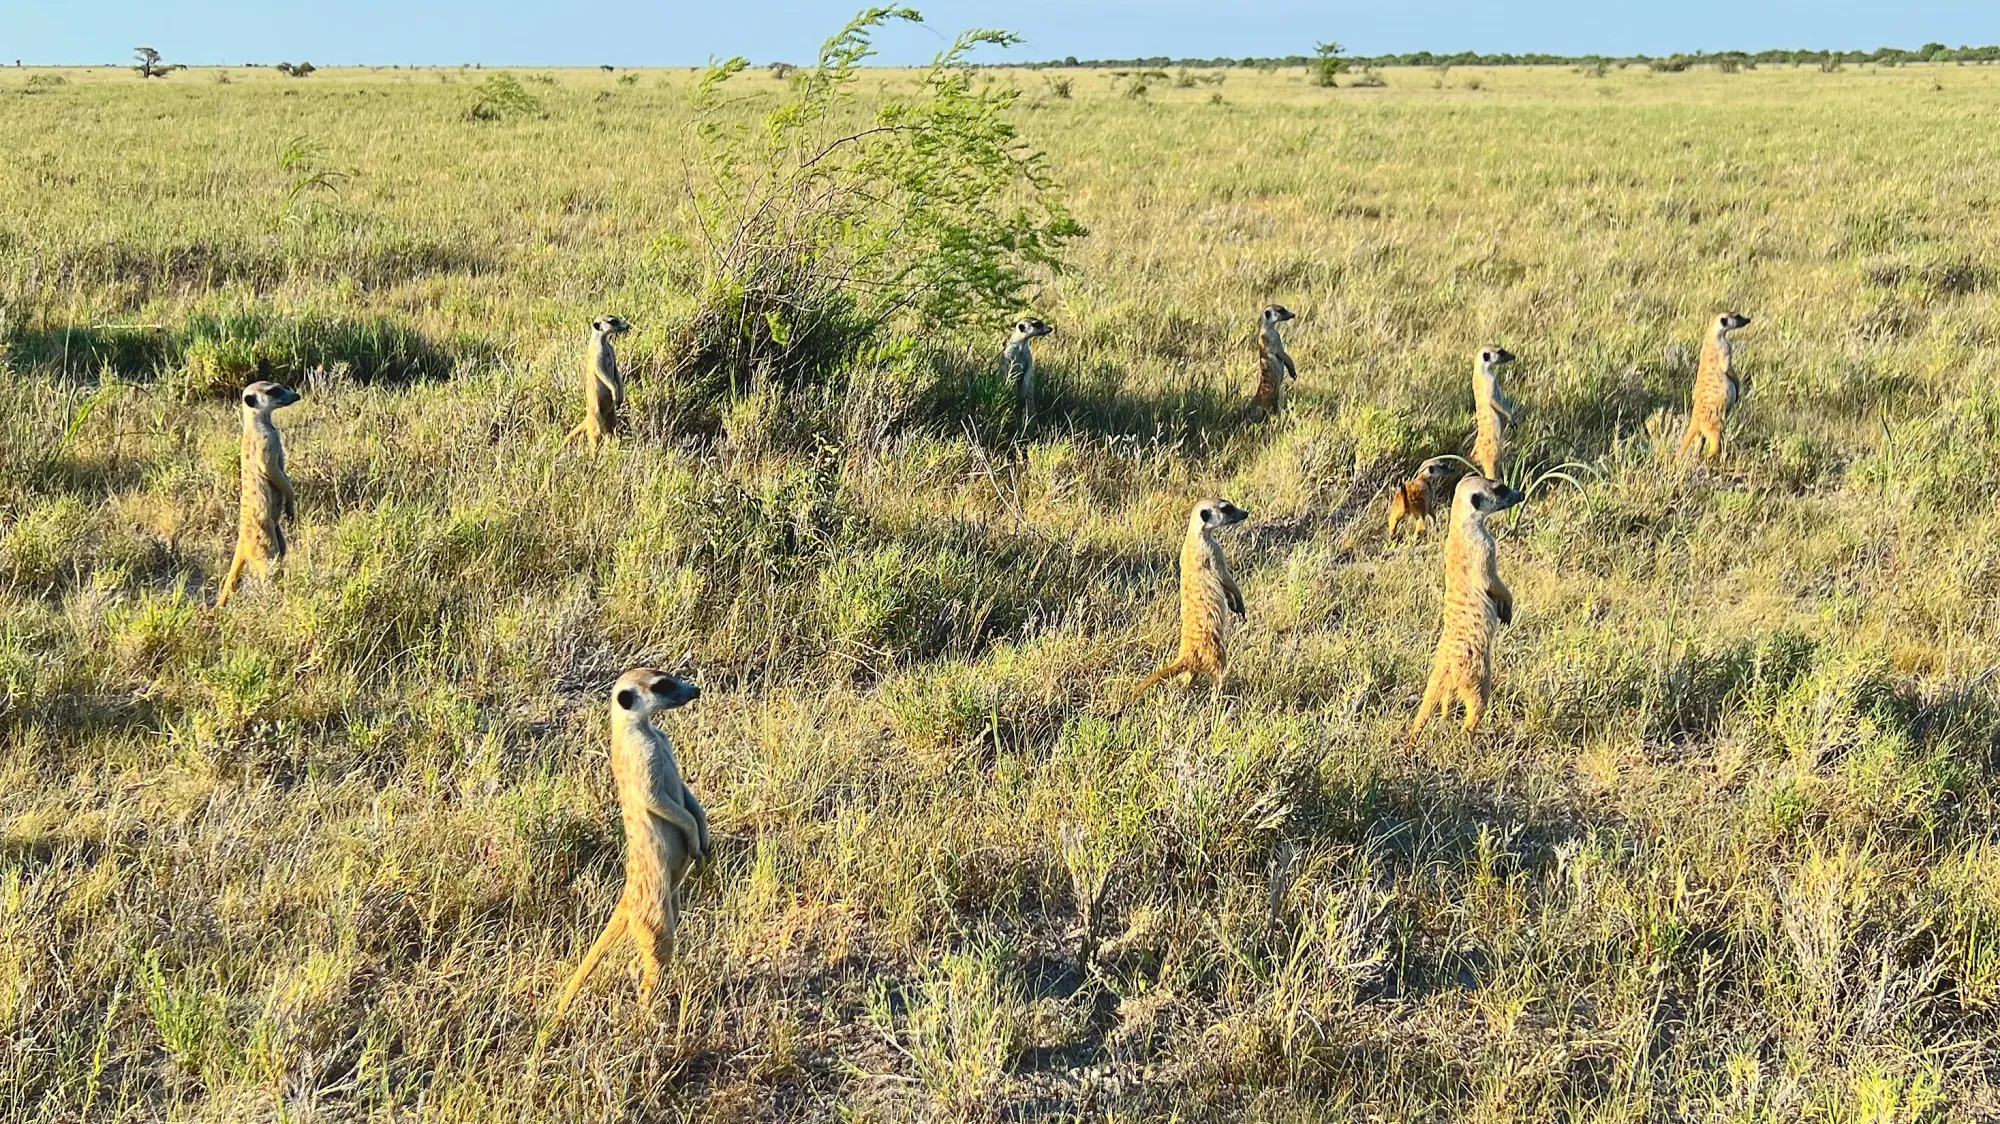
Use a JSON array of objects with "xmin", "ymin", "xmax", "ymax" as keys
[
  {"xmin": 565, "ymin": 314, "xmax": 633, "ymax": 450},
  {"xmin": 1248, "ymin": 305, "xmax": 1298, "ymax": 419},
  {"xmin": 550, "ymin": 668, "xmax": 711, "ymax": 1023},
  {"xmin": 1003, "ymin": 316, "xmax": 1054, "ymax": 430},
  {"xmin": 1471, "ymin": 346, "xmax": 1516, "ymax": 482},
  {"xmin": 1388, "ymin": 456, "xmax": 1460, "ymax": 538},
  {"xmin": 215, "ymin": 373, "xmax": 301, "ymax": 609},
  {"xmin": 1124, "ymin": 498, "xmax": 1250, "ymax": 706},
  {"xmin": 1406, "ymin": 475, "xmax": 1524, "ymax": 743},
  {"xmin": 1677, "ymin": 313, "xmax": 1752, "ymax": 461}
]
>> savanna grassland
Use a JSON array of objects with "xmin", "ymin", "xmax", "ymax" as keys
[{"xmin": 5, "ymin": 54, "xmax": 2000, "ymax": 1122}]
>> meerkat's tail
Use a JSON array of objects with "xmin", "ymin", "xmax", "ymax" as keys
[
  {"xmin": 563, "ymin": 421, "xmax": 590, "ymax": 447},
  {"xmin": 1675, "ymin": 424, "xmax": 1699, "ymax": 462},
  {"xmin": 1405, "ymin": 679, "xmax": 1443, "ymax": 748},
  {"xmin": 215, "ymin": 551, "xmax": 248, "ymax": 609},
  {"xmin": 1121, "ymin": 657, "xmax": 1191, "ymax": 712},
  {"xmin": 548, "ymin": 909, "xmax": 629, "ymax": 1029}
]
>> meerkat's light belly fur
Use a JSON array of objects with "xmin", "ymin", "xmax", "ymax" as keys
[{"xmin": 238, "ymin": 423, "xmax": 287, "ymax": 563}]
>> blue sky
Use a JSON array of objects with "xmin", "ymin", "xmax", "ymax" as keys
[{"xmin": 5, "ymin": 1, "xmax": 1995, "ymax": 66}]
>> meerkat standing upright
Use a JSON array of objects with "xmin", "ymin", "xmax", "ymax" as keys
[
  {"xmin": 1470, "ymin": 346, "xmax": 1516, "ymax": 482},
  {"xmin": 1248, "ymin": 305, "xmax": 1298, "ymax": 419},
  {"xmin": 549, "ymin": 668, "xmax": 711, "ymax": 1025},
  {"xmin": 1002, "ymin": 316, "xmax": 1054, "ymax": 431},
  {"xmin": 1124, "ymin": 498, "xmax": 1250, "ymax": 706},
  {"xmin": 1387, "ymin": 456, "xmax": 1460, "ymax": 538},
  {"xmin": 1406, "ymin": 475, "xmax": 1524, "ymax": 743},
  {"xmin": 1677, "ymin": 313, "xmax": 1753, "ymax": 461},
  {"xmin": 565, "ymin": 314, "xmax": 632, "ymax": 450},
  {"xmin": 215, "ymin": 370, "xmax": 301, "ymax": 609}
]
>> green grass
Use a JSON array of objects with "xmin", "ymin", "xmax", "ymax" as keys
[{"xmin": 4, "ymin": 60, "xmax": 2000, "ymax": 1120}]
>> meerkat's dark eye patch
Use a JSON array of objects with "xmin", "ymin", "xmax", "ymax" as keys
[
  {"xmin": 243, "ymin": 392, "xmax": 259, "ymax": 407},
  {"xmin": 616, "ymin": 688, "xmax": 639, "ymax": 710}
]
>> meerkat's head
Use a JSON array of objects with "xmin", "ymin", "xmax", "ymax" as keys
[
  {"xmin": 1417, "ymin": 456, "xmax": 1459, "ymax": 484},
  {"xmin": 593, "ymin": 315, "xmax": 633, "ymax": 337},
  {"xmin": 612, "ymin": 667, "xmax": 701, "ymax": 719},
  {"xmin": 1189, "ymin": 497, "xmax": 1250, "ymax": 536},
  {"xmin": 1477, "ymin": 346, "xmax": 1516, "ymax": 370},
  {"xmin": 1714, "ymin": 312, "xmax": 1750, "ymax": 334},
  {"xmin": 1453, "ymin": 474, "xmax": 1523, "ymax": 521},
  {"xmin": 240, "ymin": 380, "xmax": 301, "ymax": 416},
  {"xmin": 1009, "ymin": 316, "xmax": 1054, "ymax": 342},
  {"xmin": 1261, "ymin": 305, "xmax": 1296, "ymax": 327}
]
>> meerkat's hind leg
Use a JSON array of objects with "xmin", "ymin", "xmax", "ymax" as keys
[
  {"xmin": 632, "ymin": 905, "xmax": 674, "ymax": 1004},
  {"xmin": 1459, "ymin": 685, "xmax": 1486, "ymax": 733}
]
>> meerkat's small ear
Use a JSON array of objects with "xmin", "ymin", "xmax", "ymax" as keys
[{"xmin": 615, "ymin": 688, "xmax": 639, "ymax": 710}]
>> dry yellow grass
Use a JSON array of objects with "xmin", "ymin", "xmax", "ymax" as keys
[{"xmin": 3, "ymin": 58, "xmax": 2000, "ymax": 1120}]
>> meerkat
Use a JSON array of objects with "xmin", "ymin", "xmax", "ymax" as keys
[
  {"xmin": 214, "ymin": 371, "xmax": 301, "ymax": 609},
  {"xmin": 1677, "ymin": 313, "xmax": 1753, "ymax": 461},
  {"xmin": 1247, "ymin": 305, "xmax": 1298, "ymax": 419},
  {"xmin": 564, "ymin": 314, "xmax": 632, "ymax": 450},
  {"xmin": 1387, "ymin": 456, "xmax": 1460, "ymax": 538},
  {"xmin": 549, "ymin": 668, "xmax": 711, "ymax": 1025},
  {"xmin": 1124, "ymin": 498, "xmax": 1250, "ymax": 706},
  {"xmin": 1406, "ymin": 475, "xmax": 1525, "ymax": 743},
  {"xmin": 1002, "ymin": 316, "xmax": 1054, "ymax": 430},
  {"xmin": 1469, "ymin": 346, "xmax": 1516, "ymax": 482}
]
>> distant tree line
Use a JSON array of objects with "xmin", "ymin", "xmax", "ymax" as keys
[{"xmin": 1014, "ymin": 43, "xmax": 2000, "ymax": 70}]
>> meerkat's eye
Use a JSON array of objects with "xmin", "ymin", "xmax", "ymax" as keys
[
  {"xmin": 242, "ymin": 392, "xmax": 259, "ymax": 407},
  {"xmin": 616, "ymin": 688, "xmax": 639, "ymax": 709}
]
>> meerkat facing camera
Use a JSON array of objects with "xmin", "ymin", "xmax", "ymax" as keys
[
  {"xmin": 215, "ymin": 371, "xmax": 301, "ymax": 609},
  {"xmin": 549, "ymin": 668, "xmax": 711, "ymax": 1025},
  {"xmin": 1406, "ymin": 475, "xmax": 1524, "ymax": 743},
  {"xmin": 1470, "ymin": 346, "xmax": 1515, "ymax": 482}
]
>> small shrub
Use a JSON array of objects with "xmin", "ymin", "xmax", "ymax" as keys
[
  {"xmin": 1463, "ymin": 76, "xmax": 1485, "ymax": 91},
  {"xmin": 1046, "ymin": 75, "xmax": 1072, "ymax": 99},
  {"xmin": 465, "ymin": 72, "xmax": 544, "ymax": 121},
  {"xmin": 24, "ymin": 74, "xmax": 68, "ymax": 91},
  {"xmin": 1174, "ymin": 68, "xmax": 1196, "ymax": 88},
  {"xmin": 671, "ymin": 9, "xmax": 1085, "ymax": 411},
  {"xmin": 1209, "ymin": 91, "xmax": 1225, "ymax": 105},
  {"xmin": 1348, "ymin": 67, "xmax": 1386, "ymax": 88},
  {"xmin": 768, "ymin": 61, "xmax": 796, "ymax": 80},
  {"xmin": 276, "ymin": 61, "xmax": 317, "ymax": 78},
  {"xmin": 1820, "ymin": 56, "xmax": 1845, "ymax": 73},
  {"xmin": 617, "ymin": 72, "xmax": 638, "ymax": 87}
]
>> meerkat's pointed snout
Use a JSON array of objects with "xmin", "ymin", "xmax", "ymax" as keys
[
  {"xmin": 1721, "ymin": 313, "xmax": 1751, "ymax": 331},
  {"xmin": 1489, "ymin": 483, "xmax": 1524, "ymax": 512}
]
